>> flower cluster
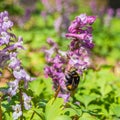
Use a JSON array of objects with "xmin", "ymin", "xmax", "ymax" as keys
[
  {"xmin": 104, "ymin": 8, "xmax": 114, "ymax": 27},
  {"xmin": 0, "ymin": 11, "xmax": 33, "ymax": 119},
  {"xmin": 54, "ymin": 0, "xmax": 77, "ymax": 35},
  {"xmin": 41, "ymin": 0, "xmax": 63, "ymax": 13},
  {"xmin": 12, "ymin": 93, "xmax": 32, "ymax": 120},
  {"xmin": 89, "ymin": 0, "xmax": 120, "ymax": 27},
  {"xmin": 44, "ymin": 14, "xmax": 96, "ymax": 102},
  {"xmin": 0, "ymin": 11, "xmax": 33, "ymax": 96},
  {"xmin": 41, "ymin": 0, "xmax": 77, "ymax": 36},
  {"xmin": 89, "ymin": 0, "xmax": 106, "ymax": 17}
]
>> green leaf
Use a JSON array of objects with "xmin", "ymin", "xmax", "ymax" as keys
[
  {"xmin": 77, "ymin": 94, "xmax": 98, "ymax": 107},
  {"xmin": 87, "ymin": 105, "xmax": 101, "ymax": 111},
  {"xmin": 110, "ymin": 104, "xmax": 120, "ymax": 117},
  {"xmin": 55, "ymin": 115, "xmax": 72, "ymax": 120},
  {"xmin": 100, "ymin": 106, "xmax": 109, "ymax": 117},
  {"xmin": 63, "ymin": 108, "xmax": 82, "ymax": 116},
  {"xmin": 45, "ymin": 98, "xmax": 64, "ymax": 120},
  {"xmin": 33, "ymin": 109, "xmax": 45, "ymax": 120},
  {"xmin": 2, "ymin": 112, "xmax": 13, "ymax": 120},
  {"xmin": 79, "ymin": 113, "xmax": 98, "ymax": 120},
  {"xmin": 29, "ymin": 78, "xmax": 45, "ymax": 96},
  {"xmin": 100, "ymin": 84, "xmax": 112, "ymax": 97}
]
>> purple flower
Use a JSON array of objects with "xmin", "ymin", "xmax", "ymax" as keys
[
  {"xmin": 44, "ymin": 38, "xmax": 58, "ymax": 62},
  {"xmin": 54, "ymin": 17, "xmax": 62, "ymax": 33},
  {"xmin": 0, "ymin": 32, "xmax": 10, "ymax": 45},
  {"xmin": 9, "ymin": 52, "xmax": 21, "ymax": 70},
  {"xmin": 8, "ymin": 80, "xmax": 18, "ymax": 96},
  {"xmin": 68, "ymin": 14, "xmax": 96, "ymax": 34},
  {"xmin": 12, "ymin": 104, "xmax": 22, "ymax": 120},
  {"xmin": 2, "ymin": 16, "xmax": 13, "ymax": 30},
  {"xmin": 116, "ymin": 8, "xmax": 120, "ymax": 18},
  {"xmin": 41, "ymin": 0, "xmax": 77, "ymax": 37},
  {"xmin": 66, "ymin": 14, "xmax": 96, "ymax": 48},
  {"xmin": 13, "ymin": 69, "xmax": 33, "ymax": 88},
  {"xmin": 55, "ymin": 0, "xmax": 62, "ymax": 12},
  {"xmin": 0, "ymin": 11, "xmax": 13, "ymax": 32},
  {"xmin": 89, "ymin": 0, "xmax": 97, "ymax": 15},
  {"xmin": 3, "ymin": 37, "xmax": 24, "ymax": 52},
  {"xmin": 89, "ymin": 0, "xmax": 106, "ymax": 17},
  {"xmin": 13, "ymin": 69, "xmax": 30, "ymax": 80},
  {"xmin": 41, "ymin": 0, "xmax": 54, "ymax": 13},
  {"xmin": 58, "ymin": 93, "xmax": 70, "ymax": 103},
  {"xmin": 107, "ymin": 8, "xmax": 114, "ymax": 17},
  {"xmin": 87, "ymin": 16, "xmax": 97, "ymax": 24},
  {"xmin": 44, "ymin": 14, "xmax": 96, "ymax": 102},
  {"xmin": 0, "ymin": 11, "xmax": 34, "ymax": 109},
  {"xmin": 104, "ymin": 8, "xmax": 114, "ymax": 27},
  {"xmin": 13, "ymin": 36, "xmax": 24, "ymax": 50},
  {"xmin": 23, "ymin": 93, "xmax": 32, "ymax": 110}
]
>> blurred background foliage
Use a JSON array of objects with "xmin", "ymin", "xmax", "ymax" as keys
[{"xmin": 1, "ymin": 0, "xmax": 120, "ymax": 119}]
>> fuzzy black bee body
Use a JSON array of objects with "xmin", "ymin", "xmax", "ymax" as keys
[{"xmin": 65, "ymin": 70, "xmax": 80, "ymax": 91}]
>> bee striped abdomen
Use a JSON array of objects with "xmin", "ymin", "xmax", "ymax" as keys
[{"xmin": 65, "ymin": 70, "xmax": 80, "ymax": 91}]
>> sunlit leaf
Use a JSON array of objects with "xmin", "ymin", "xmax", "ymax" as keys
[
  {"xmin": 77, "ymin": 94, "xmax": 98, "ymax": 107},
  {"xmin": 45, "ymin": 98, "xmax": 64, "ymax": 120},
  {"xmin": 79, "ymin": 113, "xmax": 98, "ymax": 120},
  {"xmin": 110, "ymin": 104, "xmax": 120, "ymax": 117},
  {"xmin": 29, "ymin": 78, "xmax": 45, "ymax": 96},
  {"xmin": 55, "ymin": 115, "xmax": 72, "ymax": 120}
]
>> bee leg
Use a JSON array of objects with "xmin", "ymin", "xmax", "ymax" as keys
[
  {"xmin": 52, "ymin": 85, "xmax": 61, "ymax": 104},
  {"xmin": 54, "ymin": 85, "xmax": 61, "ymax": 98}
]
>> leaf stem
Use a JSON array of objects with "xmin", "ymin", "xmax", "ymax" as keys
[
  {"xmin": 33, "ymin": 110, "xmax": 45, "ymax": 120},
  {"xmin": 30, "ymin": 111, "xmax": 35, "ymax": 120}
]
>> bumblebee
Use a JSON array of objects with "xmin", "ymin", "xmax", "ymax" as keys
[
  {"xmin": 54, "ymin": 70, "xmax": 80, "ymax": 100},
  {"xmin": 65, "ymin": 70, "xmax": 80, "ymax": 91}
]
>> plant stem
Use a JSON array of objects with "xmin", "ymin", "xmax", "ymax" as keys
[
  {"xmin": 30, "ymin": 111, "xmax": 35, "ymax": 120},
  {"xmin": 33, "ymin": 110, "xmax": 45, "ymax": 120},
  {"xmin": 19, "ymin": 87, "xmax": 24, "ymax": 120},
  {"xmin": 0, "ymin": 96, "xmax": 2, "ymax": 120}
]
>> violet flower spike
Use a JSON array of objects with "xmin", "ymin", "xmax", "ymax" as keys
[
  {"xmin": 0, "ymin": 10, "xmax": 35, "ymax": 113},
  {"xmin": 44, "ymin": 14, "xmax": 96, "ymax": 102}
]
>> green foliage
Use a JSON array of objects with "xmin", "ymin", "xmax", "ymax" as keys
[
  {"xmin": 0, "ymin": 0, "xmax": 23, "ymax": 15},
  {"xmin": 93, "ymin": 18, "xmax": 120, "ymax": 62},
  {"xmin": 29, "ymin": 78, "xmax": 45, "ymax": 97},
  {"xmin": 1, "ymin": 1, "xmax": 120, "ymax": 120},
  {"xmin": 73, "ymin": 67, "xmax": 120, "ymax": 119},
  {"xmin": 45, "ymin": 98, "xmax": 64, "ymax": 120}
]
